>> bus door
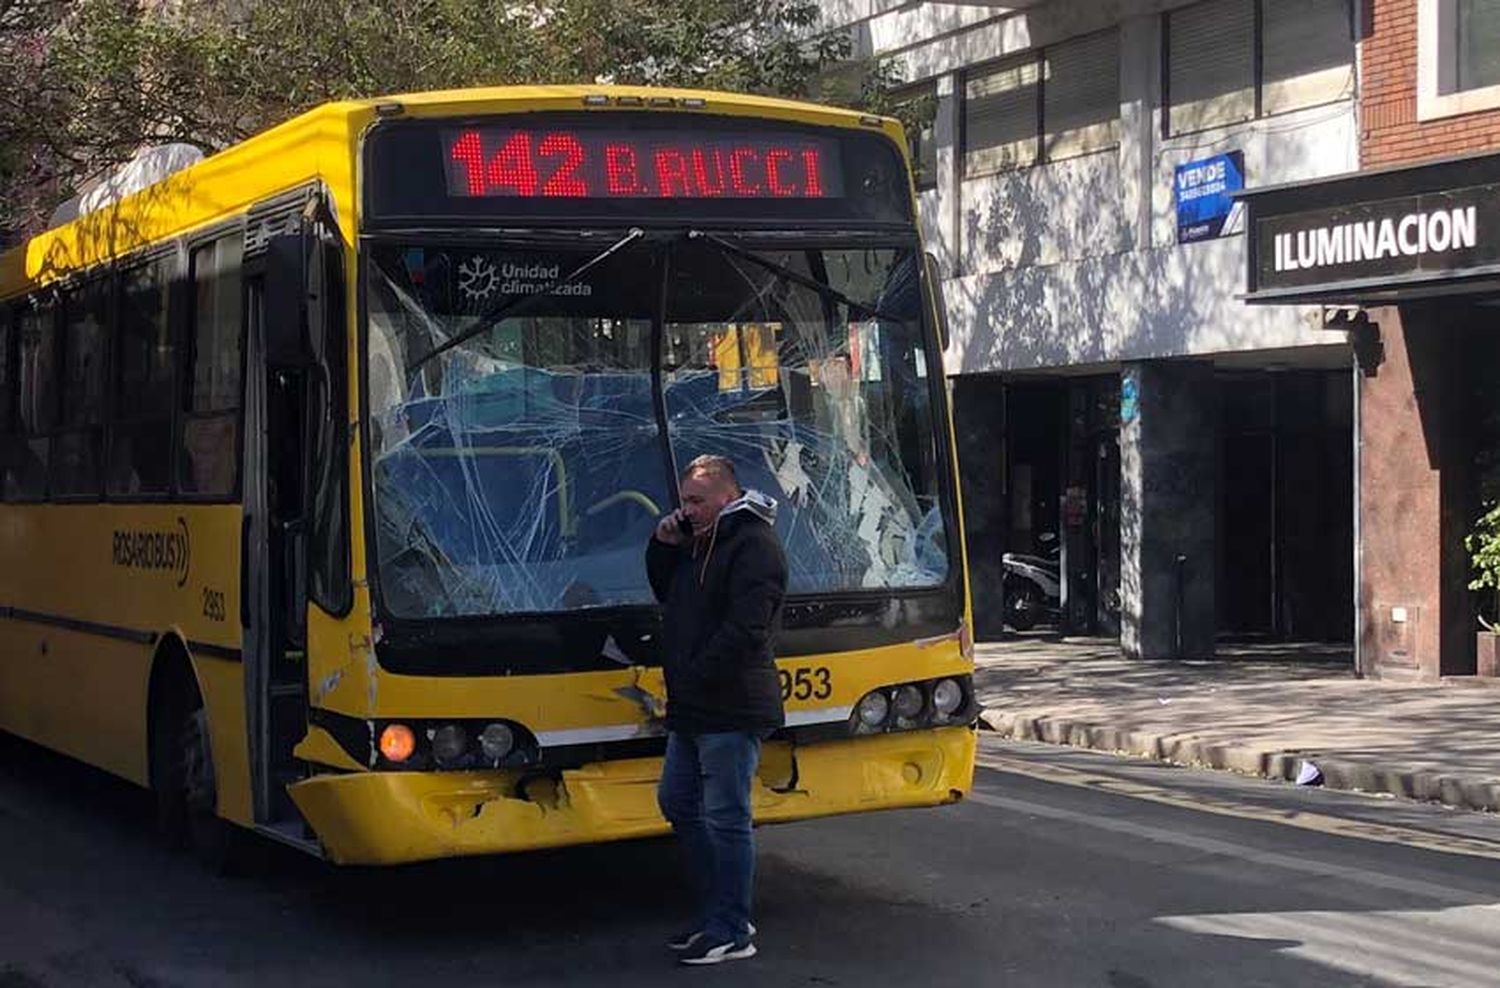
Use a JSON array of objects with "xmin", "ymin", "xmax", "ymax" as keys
[{"xmin": 241, "ymin": 200, "xmax": 326, "ymax": 843}]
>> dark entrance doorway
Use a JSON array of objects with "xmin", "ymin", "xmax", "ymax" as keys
[
  {"xmin": 1217, "ymin": 370, "xmax": 1353, "ymax": 641},
  {"xmin": 1000, "ymin": 376, "xmax": 1121, "ymax": 637}
]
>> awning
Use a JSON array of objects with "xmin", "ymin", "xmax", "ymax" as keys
[{"xmin": 1235, "ymin": 149, "xmax": 1500, "ymax": 305}]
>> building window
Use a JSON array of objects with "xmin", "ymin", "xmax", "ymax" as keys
[
  {"xmin": 1261, "ymin": 0, "xmax": 1357, "ymax": 114},
  {"xmin": 1456, "ymin": 0, "xmax": 1500, "ymax": 92},
  {"xmin": 964, "ymin": 55, "xmax": 1040, "ymax": 175},
  {"xmin": 963, "ymin": 29, "xmax": 1119, "ymax": 178},
  {"xmin": 1044, "ymin": 29, "xmax": 1123, "ymax": 161},
  {"xmin": 891, "ymin": 82, "xmax": 939, "ymax": 191},
  {"xmin": 1421, "ymin": 0, "xmax": 1500, "ymax": 120},
  {"xmin": 1165, "ymin": 0, "xmax": 1354, "ymax": 137}
]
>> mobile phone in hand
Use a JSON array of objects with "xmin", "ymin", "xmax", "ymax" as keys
[{"xmin": 676, "ymin": 513, "xmax": 694, "ymax": 539}]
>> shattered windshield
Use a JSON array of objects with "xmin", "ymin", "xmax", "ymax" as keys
[
  {"xmin": 366, "ymin": 238, "xmax": 950, "ymax": 619},
  {"xmin": 662, "ymin": 243, "xmax": 948, "ymax": 594},
  {"xmin": 368, "ymin": 242, "xmax": 668, "ymax": 618}
]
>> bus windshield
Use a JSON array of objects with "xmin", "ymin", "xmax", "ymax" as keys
[{"xmin": 366, "ymin": 237, "xmax": 950, "ymax": 619}]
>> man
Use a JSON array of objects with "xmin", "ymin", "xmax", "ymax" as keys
[{"xmin": 646, "ymin": 454, "xmax": 787, "ymax": 966}]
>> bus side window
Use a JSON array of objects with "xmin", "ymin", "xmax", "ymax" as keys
[
  {"xmin": 0, "ymin": 305, "xmax": 15, "ymax": 499},
  {"xmin": 181, "ymin": 236, "xmax": 243, "ymax": 498},
  {"xmin": 52, "ymin": 281, "xmax": 109, "ymax": 498},
  {"xmin": 9, "ymin": 302, "xmax": 55, "ymax": 501},
  {"xmin": 109, "ymin": 257, "xmax": 176, "ymax": 496}
]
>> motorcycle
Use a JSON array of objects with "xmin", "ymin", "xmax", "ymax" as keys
[{"xmin": 1002, "ymin": 533, "xmax": 1061, "ymax": 631}]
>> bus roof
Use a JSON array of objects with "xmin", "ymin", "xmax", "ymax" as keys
[
  {"xmin": 0, "ymin": 86, "xmax": 904, "ymax": 297},
  {"xmin": 383, "ymin": 84, "xmax": 889, "ymax": 127}
]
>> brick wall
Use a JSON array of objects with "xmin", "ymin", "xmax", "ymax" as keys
[{"xmin": 1362, "ymin": 0, "xmax": 1500, "ymax": 166}]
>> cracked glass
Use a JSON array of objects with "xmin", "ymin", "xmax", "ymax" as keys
[
  {"xmin": 664, "ymin": 243, "xmax": 948, "ymax": 595},
  {"xmin": 369, "ymin": 242, "xmax": 666, "ymax": 618},
  {"xmin": 367, "ymin": 239, "xmax": 950, "ymax": 619}
]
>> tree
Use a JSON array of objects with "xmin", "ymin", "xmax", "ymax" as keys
[
  {"xmin": 1468, "ymin": 503, "xmax": 1500, "ymax": 632},
  {"xmin": 1, "ymin": 0, "xmax": 915, "ymax": 241},
  {"xmin": 0, "ymin": 0, "xmax": 69, "ymax": 238}
]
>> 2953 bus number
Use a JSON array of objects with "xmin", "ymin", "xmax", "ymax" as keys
[
  {"xmin": 778, "ymin": 666, "xmax": 832, "ymax": 702},
  {"xmin": 201, "ymin": 588, "xmax": 227, "ymax": 623}
]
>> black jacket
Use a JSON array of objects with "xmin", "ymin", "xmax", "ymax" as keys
[{"xmin": 645, "ymin": 501, "xmax": 787, "ymax": 734}]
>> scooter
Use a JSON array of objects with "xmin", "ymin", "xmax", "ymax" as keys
[{"xmin": 1002, "ymin": 533, "xmax": 1061, "ymax": 631}]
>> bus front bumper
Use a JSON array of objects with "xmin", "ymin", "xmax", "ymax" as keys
[{"xmin": 288, "ymin": 726, "xmax": 976, "ymax": 865}]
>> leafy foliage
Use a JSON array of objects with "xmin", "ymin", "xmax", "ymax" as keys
[
  {"xmin": 1468, "ymin": 502, "xmax": 1500, "ymax": 633},
  {"xmin": 0, "ymin": 0, "xmax": 921, "ymax": 241}
]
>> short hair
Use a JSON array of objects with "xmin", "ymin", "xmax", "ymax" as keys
[{"xmin": 681, "ymin": 454, "xmax": 742, "ymax": 492}]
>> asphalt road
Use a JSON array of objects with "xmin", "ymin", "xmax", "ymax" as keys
[{"xmin": 4, "ymin": 730, "xmax": 1500, "ymax": 988}]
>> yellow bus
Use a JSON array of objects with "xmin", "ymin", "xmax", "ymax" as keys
[{"xmin": 0, "ymin": 85, "xmax": 977, "ymax": 866}]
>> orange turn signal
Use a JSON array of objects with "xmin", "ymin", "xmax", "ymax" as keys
[{"xmin": 379, "ymin": 723, "xmax": 416, "ymax": 762}]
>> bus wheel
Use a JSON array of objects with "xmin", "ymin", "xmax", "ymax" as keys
[{"xmin": 153, "ymin": 685, "xmax": 237, "ymax": 873}]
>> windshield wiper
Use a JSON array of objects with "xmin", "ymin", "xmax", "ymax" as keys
[
  {"xmin": 409, "ymin": 227, "xmax": 645, "ymax": 372},
  {"xmin": 686, "ymin": 230, "xmax": 905, "ymax": 322}
]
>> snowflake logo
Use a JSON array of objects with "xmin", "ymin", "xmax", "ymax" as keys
[{"xmin": 457, "ymin": 255, "xmax": 499, "ymax": 302}]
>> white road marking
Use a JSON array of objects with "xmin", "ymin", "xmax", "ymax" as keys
[
  {"xmin": 977, "ymin": 747, "xmax": 1500, "ymax": 863},
  {"xmin": 967, "ymin": 788, "xmax": 1493, "ymax": 906},
  {"xmin": 1159, "ymin": 905, "xmax": 1500, "ymax": 987}
]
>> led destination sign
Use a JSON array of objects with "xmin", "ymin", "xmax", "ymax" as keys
[
  {"xmin": 442, "ymin": 128, "xmax": 843, "ymax": 201},
  {"xmin": 365, "ymin": 114, "xmax": 910, "ymax": 226}
]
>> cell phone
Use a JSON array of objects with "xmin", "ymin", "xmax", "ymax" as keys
[{"xmin": 676, "ymin": 513, "xmax": 695, "ymax": 538}]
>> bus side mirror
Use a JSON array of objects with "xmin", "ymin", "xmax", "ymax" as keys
[
  {"xmin": 265, "ymin": 232, "xmax": 314, "ymax": 368},
  {"xmin": 924, "ymin": 251, "xmax": 950, "ymax": 353}
]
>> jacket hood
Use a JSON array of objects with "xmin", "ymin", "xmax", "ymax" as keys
[{"xmin": 718, "ymin": 488, "xmax": 778, "ymax": 526}]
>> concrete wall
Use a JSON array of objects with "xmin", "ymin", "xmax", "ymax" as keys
[{"xmin": 829, "ymin": 0, "xmax": 1361, "ymax": 374}]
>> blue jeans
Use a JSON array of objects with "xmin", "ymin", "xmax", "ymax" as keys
[{"xmin": 657, "ymin": 730, "xmax": 761, "ymax": 943}]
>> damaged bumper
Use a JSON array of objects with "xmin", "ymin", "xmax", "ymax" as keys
[{"xmin": 289, "ymin": 726, "xmax": 977, "ymax": 865}]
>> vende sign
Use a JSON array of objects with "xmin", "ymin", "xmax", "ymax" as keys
[
  {"xmin": 1176, "ymin": 151, "xmax": 1244, "ymax": 244},
  {"xmin": 1256, "ymin": 182, "xmax": 1500, "ymax": 291}
]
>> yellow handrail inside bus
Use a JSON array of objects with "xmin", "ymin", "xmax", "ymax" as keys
[{"xmin": 584, "ymin": 490, "xmax": 661, "ymax": 517}]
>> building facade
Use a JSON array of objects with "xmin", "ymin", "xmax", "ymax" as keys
[
  {"xmin": 1241, "ymin": 0, "xmax": 1500, "ymax": 679},
  {"xmin": 827, "ymin": 0, "xmax": 1363, "ymax": 655}
]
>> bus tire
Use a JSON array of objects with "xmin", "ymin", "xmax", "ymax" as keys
[
  {"xmin": 150, "ymin": 667, "xmax": 240, "ymax": 873},
  {"xmin": 149, "ymin": 654, "xmax": 192, "ymax": 849}
]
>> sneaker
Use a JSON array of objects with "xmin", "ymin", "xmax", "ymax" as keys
[
  {"xmin": 678, "ymin": 935, "xmax": 757, "ymax": 966},
  {"xmin": 667, "ymin": 922, "xmax": 755, "ymax": 952}
]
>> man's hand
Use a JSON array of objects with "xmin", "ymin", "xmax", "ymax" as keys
[{"xmin": 654, "ymin": 508, "xmax": 689, "ymax": 546}]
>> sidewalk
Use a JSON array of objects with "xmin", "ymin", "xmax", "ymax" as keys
[{"xmin": 972, "ymin": 636, "xmax": 1500, "ymax": 813}]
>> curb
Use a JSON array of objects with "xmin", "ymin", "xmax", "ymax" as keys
[{"xmin": 979, "ymin": 708, "xmax": 1500, "ymax": 814}]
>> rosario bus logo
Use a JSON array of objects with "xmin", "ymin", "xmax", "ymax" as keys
[{"xmin": 111, "ymin": 517, "xmax": 191, "ymax": 587}]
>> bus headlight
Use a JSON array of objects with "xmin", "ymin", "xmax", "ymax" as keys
[
  {"xmin": 932, "ymin": 678, "xmax": 964, "ymax": 718},
  {"xmin": 479, "ymin": 722, "xmax": 515, "ymax": 762},
  {"xmin": 431, "ymin": 724, "xmax": 468, "ymax": 765},
  {"xmin": 854, "ymin": 691, "xmax": 890, "ymax": 731},
  {"xmin": 892, "ymin": 684, "xmax": 924, "ymax": 721}
]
